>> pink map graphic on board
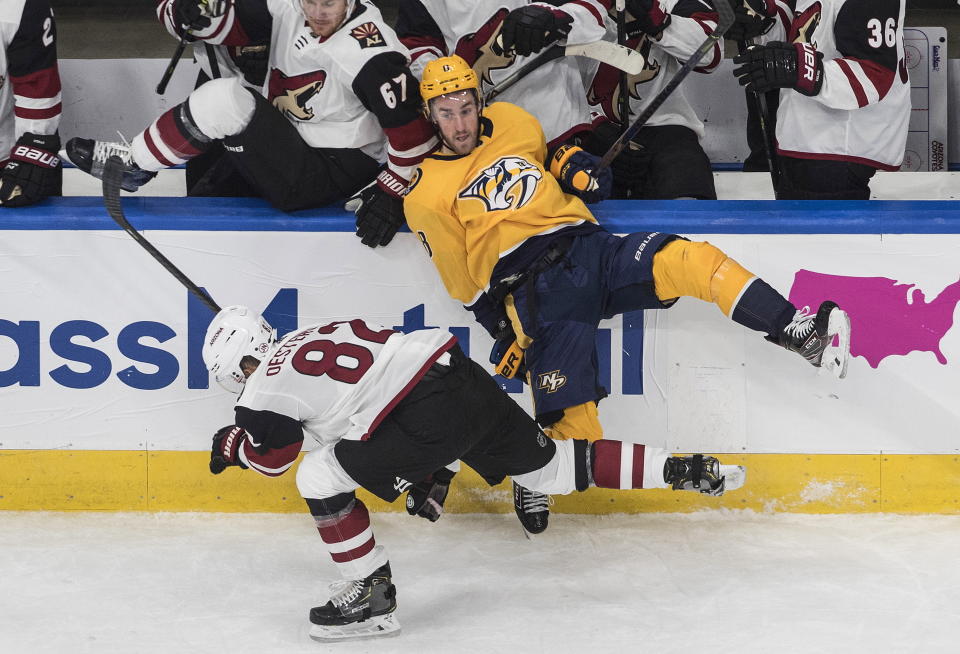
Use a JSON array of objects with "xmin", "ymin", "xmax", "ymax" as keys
[{"xmin": 788, "ymin": 271, "xmax": 960, "ymax": 368}]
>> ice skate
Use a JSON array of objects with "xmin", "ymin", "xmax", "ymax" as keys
[
  {"xmin": 65, "ymin": 137, "xmax": 157, "ymax": 192},
  {"xmin": 514, "ymin": 481, "xmax": 550, "ymax": 537},
  {"xmin": 308, "ymin": 562, "xmax": 400, "ymax": 642},
  {"xmin": 663, "ymin": 454, "xmax": 746, "ymax": 496},
  {"xmin": 773, "ymin": 300, "xmax": 851, "ymax": 379}
]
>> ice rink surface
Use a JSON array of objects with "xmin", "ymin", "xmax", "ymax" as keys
[{"xmin": 1, "ymin": 511, "xmax": 959, "ymax": 654}]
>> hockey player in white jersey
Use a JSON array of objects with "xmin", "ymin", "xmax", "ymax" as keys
[
  {"xmin": 66, "ymin": 0, "xmax": 438, "ymax": 248},
  {"xmin": 583, "ymin": 0, "xmax": 723, "ymax": 199},
  {"xmin": 0, "ymin": 0, "xmax": 62, "ymax": 208},
  {"xmin": 732, "ymin": 0, "xmax": 909, "ymax": 199},
  {"xmin": 201, "ymin": 305, "xmax": 747, "ymax": 641}
]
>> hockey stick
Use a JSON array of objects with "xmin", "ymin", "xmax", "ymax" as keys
[
  {"xmin": 737, "ymin": 37, "xmax": 781, "ymax": 197},
  {"xmin": 102, "ymin": 156, "xmax": 221, "ymax": 313},
  {"xmin": 595, "ymin": 0, "xmax": 735, "ymax": 171},
  {"xmin": 485, "ymin": 40, "xmax": 646, "ymax": 102},
  {"xmin": 156, "ymin": 35, "xmax": 189, "ymax": 95},
  {"xmin": 615, "ymin": 0, "xmax": 631, "ymax": 140}
]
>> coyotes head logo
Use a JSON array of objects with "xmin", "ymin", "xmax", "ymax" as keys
[
  {"xmin": 790, "ymin": 2, "xmax": 822, "ymax": 46},
  {"xmin": 268, "ymin": 69, "xmax": 327, "ymax": 121},
  {"xmin": 587, "ymin": 35, "xmax": 660, "ymax": 125},
  {"xmin": 459, "ymin": 156, "xmax": 542, "ymax": 212},
  {"xmin": 454, "ymin": 9, "xmax": 516, "ymax": 90}
]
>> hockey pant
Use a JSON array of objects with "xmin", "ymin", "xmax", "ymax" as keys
[
  {"xmin": 776, "ymin": 155, "xmax": 877, "ymax": 200},
  {"xmin": 505, "ymin": 231, "xmax": 797, "ymax": 440},
  {"xmin": 295, "ymin": 347, "xmax": 682, "ymax": 581},
  {"xmin": 130, "ymin": 77, "xmax": 379, "ymax": 210}
]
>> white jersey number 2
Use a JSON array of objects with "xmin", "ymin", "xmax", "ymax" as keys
[{"xmin": 291, "ymin": 320, "xmax": 394, "ymax": 384}]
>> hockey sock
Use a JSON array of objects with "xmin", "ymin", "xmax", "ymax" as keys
[
  {"xmin": 306, "ymin": 495, "xmax": 388, "ymax": 580},
  {"xmin": 131, "ymin": 100, "xmax": 212, "ymax": 171},
  {"xmin": 541, "ymin": 401, "xmax": 603, "ymax": 442},
  {"xmin": 653, "ymin": 240, "xmax": 756, "ymax": 315},
  {"xmin": 730, "ymin": 278, "xmax": 797, "ymax": 336},
  {"xmin": 589, "ymin": 440, "xmax": 670, "ymax": 489}
]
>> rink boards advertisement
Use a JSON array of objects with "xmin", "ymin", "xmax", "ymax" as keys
[{"xmin": 1, "ymin": 199, "xmax": 958, "ymax": 513}]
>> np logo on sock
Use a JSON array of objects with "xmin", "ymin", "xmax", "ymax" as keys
[{"xmin": 537, "ymin": 370, "xmax": 567, "ymax": 393}]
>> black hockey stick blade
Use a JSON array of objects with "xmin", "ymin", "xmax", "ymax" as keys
[
  {"xmin": 102, "ymin": 156, "xmax": 221, "ymax": 313},
  {"xmin": 596, "ymin": 0, "xmax": 736, "ymax": 171}
]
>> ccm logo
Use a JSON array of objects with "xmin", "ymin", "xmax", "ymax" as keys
[{"xmin": 13, "ymin": 145, "xmax": 60, "ymax": 168}]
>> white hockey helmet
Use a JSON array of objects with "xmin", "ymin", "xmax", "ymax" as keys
[{"xmin": 202, "ymin": 305, "xmax": 277, "ymax": 393}]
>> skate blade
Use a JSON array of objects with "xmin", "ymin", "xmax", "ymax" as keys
[
  {"xmin": 823, "ymin": 308, "xmax": 851, "ymax": 379},
  {"xmin": 719, "ymin": 465, "xmax": 747, "ymax": 493},
  {"xmin": 309, "ymin": 613, "xmax": 400, "ymax": 642}
]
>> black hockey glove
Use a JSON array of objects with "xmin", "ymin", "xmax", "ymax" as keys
[
  {"xmin": 172, "ymin": 0, "xmax": 226, "ymax": 37},
  {"xmin": 347, "ymin": 169, "xmax": 408, "ymax": 248},
  {"xmin": 488, "ymin": 317, "xmax": 527, "ymax": 380},
  {"xmin": 725, "ymin": 0, "xmax": 776, "ymax": 42},
  {"xmin": 209, "ymin": 425, "xmax": 249, "ymax": 474},
  {"xmin": 733, "ymin": 42, "xmax": 824, "ymax": 96},
  {"xmin": 0, "ymin": 133, "xmax": 61, "ymax": 208},
  {"xmin": 584, "ymin": 120, "xmax": 647, "ymax": 195},
  {"xmin": 405, "ymin": 467, "xmax": 456, "ymax": 522},
  {"xmin": 500, "ymin": 5, "xmax": 573, "ymax": 57},
  {"xmin": 548, "ymin": 144, "xmax": 612, "ymax": 204},
  {"xmin": 624, "ymin": 0, "xmax": 671, "ymax": 39},
  {"xmin": 231, "ymin": 44, "xmax": 270, "ymax": 87}
]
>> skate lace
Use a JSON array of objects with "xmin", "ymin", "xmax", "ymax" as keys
[
  {"xmin": 91, "ymin": 135, "xmax": 133, "ymax": 166},
  {"xmin": 784, "ymin": 306, "xmax": 815, "ymax": 339},
  {"xmin": 327, "ymin": 579, "xmax": 364, "ymax": 609},
  {"xmin": 522, "ymin": 490, "xmax": 551, "ymax": 512}
]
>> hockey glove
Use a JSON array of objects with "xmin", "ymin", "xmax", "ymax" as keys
[
  {"xmin": 0, "ymin": 133, "xmax": 62, "ymax": 208},
  {"xmin": 209, "ymin": 425, "xmax": 250, "ymax": 474},
  {"xmin": 490, "ymin": 334, "xmax": 526, "ymax": 380},
  {"xmin": 726, "ymin": 0, "xmax": 777, "ymax": 42},
  {"xmin": 624, "ymin": 0, "xmax": 671, "ymax": 39},
  {"xmin": 405, "ymin": 467, "xmax": 456, "ymax": 522},
  {"xmin": 549, "ymin": 144, "xmax": 612, "ymax": 204},
  {"xmin": 500, "ymin": 5, "xmax": 573, "ymax": 57},
  {"xmin": 733, "ymin": 42, "xmax": 824, "ymax": 96},
  {"xmin": 346, "ymin": 169, "xmax": 408, "ymax": 248},
  {"xmin": 172, "ymin": 0, "xmax": 226, "ymax": 37}
]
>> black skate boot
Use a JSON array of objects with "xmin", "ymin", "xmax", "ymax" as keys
[
  {"xmin": 663, "ymin": 454, "xmax": 746, "ymax": 497},
  {"xmin": 513, "ymin": 481, "xmax": 550, "ymax": 536},
  {"xmin": 770, "ymin": 300, "xmax": 851, "ymax": 379},
  {"xmin": 65, "ymin": 138, "xmax": 157, "ymax": 192},
  {"xmin": 308, "ymin": 562, "xmax": 399, "ymax": 642}
]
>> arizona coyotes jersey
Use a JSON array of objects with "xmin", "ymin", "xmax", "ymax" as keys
[
  {"xmin": 404, "ymin": 102, "xmax": 598, "ymax": 308},
  {"xmin": 0, "ymin": 0, "xmax": 60, "ymax": 160},
  {"xmin": 396, "ymin": 0, "xmax": 609, "ymax": 146},
  {"xmin": 157, "ymin": 0, "xmax": 436, "ymax": 178},
  {"xmin": 237, "ymin": 320, "xmax": 456, "ymax": 447},
  {"xmin": 776, "ymin": 0, "xmax": 909, "ymax": 169},
  {"xmin": 584, "ymin": 0, "xmax": 721, "ymax": 138}
]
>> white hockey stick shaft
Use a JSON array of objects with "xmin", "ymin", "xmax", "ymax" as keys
[{"xmin": 486, "ymin": 40, "xmax": 646, "ymax": 102}]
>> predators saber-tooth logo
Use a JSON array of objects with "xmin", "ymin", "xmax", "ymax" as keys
[
  {"xmin": 458, "ymin": 156, "xmax": 542, "ymax": 212},
  {"xmin": 538, "ymin": 370, "xmax": 567, "ymax": 394},
  {"xmin": 268, "ymin": 68, "xmax": 327, "ymax": 121}
]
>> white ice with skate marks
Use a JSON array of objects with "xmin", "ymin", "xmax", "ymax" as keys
[{"xmin": 2, "ymin": 511, "xmax": 960, "ymax": 653}]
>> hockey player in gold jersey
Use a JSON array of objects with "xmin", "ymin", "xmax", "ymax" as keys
[{"xmin": 404, "ymin": 55, "xmax": 851, "ymax": 534}]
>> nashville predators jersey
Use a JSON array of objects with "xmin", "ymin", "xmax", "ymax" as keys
[{"xmin": 404, "ymin": 101, "xmax": 597, "ymax": 307}]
